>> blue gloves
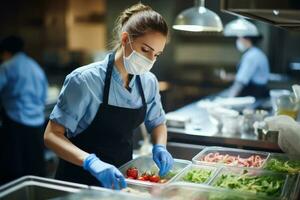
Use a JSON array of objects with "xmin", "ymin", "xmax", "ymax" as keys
[
  {"xmin": 152, "ymin": 144, "xmax": 174, "ymax": 176},
  {"xmin": 83, "ymin": 154, "xmax": 127, "ymax": 190}
]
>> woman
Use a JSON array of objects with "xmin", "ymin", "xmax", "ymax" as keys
[{"xmin": 44, "ymin": 3, "xmax": 174, "ymax": 190}]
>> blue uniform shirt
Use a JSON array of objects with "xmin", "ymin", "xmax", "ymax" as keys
[
  {"xmin": 50, "ymin": 54, "xmax": 166, "ymax": 137},
  {"xmin": 0, "ymin": 52, "xmax": 48, "ymax": 126},
  {"xmin": 236, "ymin": 47, "xmax": 270, "ymax": 85}
]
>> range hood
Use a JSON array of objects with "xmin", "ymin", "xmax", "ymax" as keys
[{"xmin": 220, "ymin": 0, "xmax": 300, "ymax": 31}]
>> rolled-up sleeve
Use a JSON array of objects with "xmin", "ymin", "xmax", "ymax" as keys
[
  {"xmin": 144, "ymin": 77, "xmax": 166, "ymax": 133},
  {"xmin": 50, "ymin": 73, "xmax": 90, "ymax": 136},
  {"xmin": 236, "ymin": 55, "xmax": 257, "ymax": 85}
]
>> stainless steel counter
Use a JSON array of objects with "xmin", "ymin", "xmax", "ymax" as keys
[
  {"xmin": 167, "ymin": 102, "xmax": 281, "ymax": 152},
  {"xmin": 0, "ymin": 176, "xmax": 88, "ymax": 200}
]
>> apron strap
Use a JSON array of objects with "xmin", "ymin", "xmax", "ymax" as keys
[
  {"xmin": 103, "ymin": 52, "xmax": 147, "ymax": 107},
  {"xmin": 136, "ymin": 76, "xmax": 146, "ymax": 106},
  {"xmin": 103, "ymin": 52, "xmax": 115, "ymax": 105}
]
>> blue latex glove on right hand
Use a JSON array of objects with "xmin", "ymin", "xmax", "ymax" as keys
[
  {"xmin": 152, "ymin": 144, "xmax": 174, "ymax": 177},
  {"xmin": 83, "ymin": 154, "xmax": 127, "ymax": 190}
]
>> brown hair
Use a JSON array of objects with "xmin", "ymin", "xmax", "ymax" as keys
[{"xmin": 111, "ymin": 3, "xmax": 168, "ymax": 50}]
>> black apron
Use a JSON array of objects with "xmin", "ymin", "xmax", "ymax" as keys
[
  {"xmin": 0, "ymin": 109, "xmax": 45, "ymax": 185},
  {"xmin": 238, "ymin": 81, "xmax": 269, "ymax": 98},
  {"xmin": 236, "ymin": 53, "xmax": 269, "ymax": 99},
  {"xmin": 55, "ymin": 52, "xmax": 147, "ymax": 186}
]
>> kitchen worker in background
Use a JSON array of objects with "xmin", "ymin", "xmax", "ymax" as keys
[
  {"xmin": 223, "ymin": 19, "xmax": 270, "ymax": 98},
  {"xmin": 44, "ymin": 3, "xmax": 174, "ymax": 189},
  {"xmin": 0, "ymin": 35, "xmax": 48, "ymax": 185}
]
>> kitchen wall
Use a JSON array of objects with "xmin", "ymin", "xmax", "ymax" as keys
[
  {"xmin": 1, "ymin": 0, "xmax": 108, "ymax": 87},
  {"xmin": 1, "ymin": 0, "xmax": 300, "ymax": 111}
]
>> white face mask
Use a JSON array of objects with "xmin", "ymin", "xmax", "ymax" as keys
[
  {"xmin": 123, "ymin": 36, "xmax": 155, "ymax": 75},
  {"xmin": 236, "ymin": 39, "xmax": 248, "ymax": 52}
]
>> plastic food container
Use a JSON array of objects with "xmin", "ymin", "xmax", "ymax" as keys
[
  {"xmin": 53, "ymin": 189, "xmax": 158, "ymax": 200},
  {"xmin": 172, "ymin": 164, "xmax": 218, "ymax": 185},
  {"xmin": 209, "ymin": 167, "xmax": 293, "ymax": 199},
  {"xmin": 160, "ymin": 182, "xmax": 272, "ymax": 200},
  {"xmin": 90, "ymin": 182, "xmax": 155, "ymax": 199},
  {"xmin": 262, "ymin": 153, "xmax": 300, "ymax": 200},
  {"xmin": 192, "ymin": 146, "xmax": 269, "ymax": 168},
  {"xmin": 119, "ymin": 155, "xmax": 191, "ymax": 186},
  {"xmin": 263, "ymin": 153, "xmax": 300, "ymax": 174}
]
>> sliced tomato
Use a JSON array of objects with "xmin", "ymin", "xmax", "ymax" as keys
[
  {"xmin": 137, "ymin": 176, "xmax": 147, "ymax": 181},
  {"xmin": 141, "ymin": 173, "xmax": 150, "ymax": 181},
  {"xmin": 149, "ymin": 175, "xmax": 160, "ymax": 183},
  {"xmin": 158, "ymin": 179, "xmax": 167, "ymax": 184}
]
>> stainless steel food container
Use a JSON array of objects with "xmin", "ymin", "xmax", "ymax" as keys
[{"xmin": 0, "ymin": 175, "xmax": 88, "ymax": 200}]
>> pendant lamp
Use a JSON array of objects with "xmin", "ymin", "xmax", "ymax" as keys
[
  {"xmin": 173, "ymin": 0, "xmax": 223, "ymax": 32},
  {"xmin": 224, "ymin": 18, "xmax": 259, "ymax": 37}
]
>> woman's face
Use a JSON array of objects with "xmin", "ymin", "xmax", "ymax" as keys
[{"xmin": 122, "ymin": 31, "xmax": 167, "ymax": 61}]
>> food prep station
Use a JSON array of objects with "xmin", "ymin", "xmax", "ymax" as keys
[
  {"xmin": 1, "ymin": 0, "xmax": 300, "ymax": 199},
  {"xmin": 166, "ymin": 100, "xmax": 284, "ymax": 153},
  {"xmin": 1, "ymin": 146, "xmax": 299, "ymax": 200}
]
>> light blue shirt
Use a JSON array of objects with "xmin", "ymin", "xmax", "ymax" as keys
[
  {"xmin": 236, "ymin": 47, "xmax": 270, "ymax": 85},
  {"xmin": 0, "ymin": 52, "xmax": 48, "ymax": 126},
  {"xmin": 50, "ymin": 54, "xmax": 166, "ymax": 137}
]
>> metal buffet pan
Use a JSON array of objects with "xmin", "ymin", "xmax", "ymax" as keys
[{"xmin": 0, "ymin": 175, "xmax": 88, "ymax": 200}]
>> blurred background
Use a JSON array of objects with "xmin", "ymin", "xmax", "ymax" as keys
[
  {"xmin": 1, "ymin": 0, "xmax": 299, "ymax": 113},
  {"xmin": 1, "ymin": 0, "xmax": 300, "ymax": 179}
]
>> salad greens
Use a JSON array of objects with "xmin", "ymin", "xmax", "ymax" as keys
[
  {"xmin": 182, "ymin": 168, "xmax": 213, "ymax": 183},
  {"xmin": 264, "ymin": 158, "xmax": 300, "ymax": 174},
  {"xmin": 213, "ymin": 170, "xmax": 285, "ymax": 197},
  {"xmin": 161, "ymin": 170, "xmax": 177, "ymax": 180},
  {"xmin": 149, "ymin": 165, "xmax": 177, "ymax": 179},
  {"xmin": 208, "ymin": 194, "xmax": 260, "ymax": 200}
]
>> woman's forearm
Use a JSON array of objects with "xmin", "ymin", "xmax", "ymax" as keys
[
  {"xmin": 228, "ymin": 81, "xmax": 244, "ymax": 97},
  {"xmin": 44, "ymin": 120, "xmax": 89, "ymax": 166},
  {"xmin": 151, "ymin": 123, "xmax": 168, "ymax": 146}
]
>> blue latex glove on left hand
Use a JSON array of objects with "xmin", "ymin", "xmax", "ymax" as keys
[{"xmin": 152, "ymin": 144, "xmax": 174, "ymax": 176}]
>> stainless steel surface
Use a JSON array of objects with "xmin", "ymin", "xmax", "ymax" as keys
[
  {"xmin": 257, "ymin": 128, "xmax": 279, "ymax": 143},
  {"xmin": 0, "ymin": 176, "xmax": 88, "ymax": 200},
  {"xmin": 220, "ymin": 0, "xmax": 300, "ymax": 31},
  {"xmin": 167, "ymin": 142, "xmax": 205, "ymax": 160},
  {"xmin": 167, "ymin": 103, "xmax": 281, "ymax": 152}
]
